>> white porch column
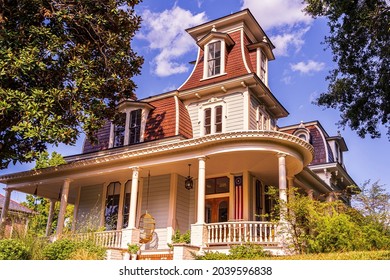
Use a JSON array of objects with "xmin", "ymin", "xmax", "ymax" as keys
[
  {"xmin": 0, "ymin": 188, "xmax": 12, "ymax": 227},
  {"xmin": 45, "ymin": 199, "xmax": 56, "ymax": 236},
  {"xmin": 196, "ymin": 157, "xmax": 206, "ymax": 224},
  {"xmin": 122, "ymin": 167, "xmax": 141, "ymax": 248},
  {"xmin": 56, "ymin": 179, "xmax": 71, "ymax": 236},
  {"xmin": 278, "ymin": 154, "xmax": 287, "ymax": 221},
  {"xmin": 191, "ymin": 157, "xmax": 207, "ymax": 247},
  {"xmin": 128, "ymin": 167, "xmax": 139, "ymax": 229}
]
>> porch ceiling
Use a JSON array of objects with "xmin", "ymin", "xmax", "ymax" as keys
[{"xmin": 1, "ymin": 131, "xmax": 313, "ymax": 201}]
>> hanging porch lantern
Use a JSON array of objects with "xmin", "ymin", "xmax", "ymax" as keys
[{"xmin": 185, "ymin": 164, "xmax": 193, "ymax": 190}]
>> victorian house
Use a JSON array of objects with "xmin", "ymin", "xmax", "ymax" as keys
[{"xmin": 0, "ymin": 9, "xmax": 356, "ymax": 259}]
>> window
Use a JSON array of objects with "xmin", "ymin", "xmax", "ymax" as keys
[
  {"xmin": 215, "ymin": 105, "xmax": 222, "ymax": 133},
  {"xmin": 114, "ymin": 113, "xmax": 126, "ymax": 147},
  {"xmin": 105, "ymin": 182, "xmax": 121, "ymax": 230},
  {"xmin": 257, "ymin": 107, "xmax": 270, "ymax": 130},
  {"xmin": 129, "ymin": 109, "xmax": 141, "ymax": 144},
  {"xmin": 204, "ymin": 105, "xmax": 224, "ymax": 135},
  {"xmin": 206, "ymin": 177, "xmax": 230, "ymax": 195},
  {"xmin": 260, "ymin": 50, "xmax": 267, "ymax": 83},
  {"xmin": 207, "ymin": 41, "xmax": 221, "ymax": 77}
]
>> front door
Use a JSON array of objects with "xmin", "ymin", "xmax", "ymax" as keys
[{"xmin": 205, "ymin": 197, "xmax": 229, "ymax": 223}]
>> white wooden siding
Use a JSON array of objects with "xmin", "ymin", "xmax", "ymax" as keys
[
  {"xmin": 225, "ymin": 92, "xmax": 244, "ymax": 132},
  {"xmin": 250, "ymin": 95, "xmax": 260, "ymax": 130},
  {"xmin": 140, "ymin": 174, "xmax": 170, "ymax": 229},
  {"xmin": 175, "ymin": 175, "xmax": 192, "ymax": 233},
  {"xmin": 76, "ymin": 184, "xmax": 103, "ymax": 231}
]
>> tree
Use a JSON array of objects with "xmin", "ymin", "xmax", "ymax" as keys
[
  {"xmin": 0, "ymin": 0, "xmax": 144, "ymax": 169},
  {"xmin": 351, "ymin": 180, "xmax": 390, "ymax": 231},
  {"xmin": 304, "ymin": 0, "xmax": 390, "ymax": 139},
  {"xmin": 21, "ymin": 151, "xmax": 72, "ymax": 236}
]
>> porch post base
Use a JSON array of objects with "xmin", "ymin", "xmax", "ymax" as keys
[
  {"xmin": 121, "ymin": 228, "xmax": 140, "ymax": 248},
  {"xmin": 190, "ymin": 224, "xmax": 207, "ymax": 247}
]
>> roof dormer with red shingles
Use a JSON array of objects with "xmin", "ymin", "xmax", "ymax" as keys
[
  {"xmin": 82, "ymin": 94, "xmax": 192, "ymax": 154},
  {"xmin": 178, "ymin": 9, "xmax": 274, "ymax": 92}
]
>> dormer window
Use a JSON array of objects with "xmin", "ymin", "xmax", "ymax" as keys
[
  {"xmin": 260, "ymin": 50, "xmax": 267, "ymax": 83},
  {"xmin": 207, "ymin": 41, "xmax": 221, "ymax": 76},
  {"xmin": 293, "ymin": 124, "xmax": 311, "ymax": 143},
  {"xmin": 129, "ymin": 109, "xmax": 142, "ymax": 144},
  {"xmin": 109, "ymin": 101, "xmax": 154, "ymax": 148},
  {"xmin": 197, "ymin": 30, "xmax": 234, "ymax": 80},
  {"xmin": 114, "ymin": 113, "xmax": 126, "ymax": 147}
]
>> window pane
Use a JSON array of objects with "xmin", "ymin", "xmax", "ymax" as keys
[
  {"xmin": 114, "ymin": 113, "xmax": 126, "ymax": 147},
  {"xmin": 215, "ymin": 106, "xmax": 222, "ymax": 133},
  {"xmin": 105, "ymin": 182, "xmax": 121, "ymax": 230},
  {"xmin": 129, "ymin": 109, "xmax": 141, "ymax": 144},
  {"xmin": 216, "ymin": 177, "xmax": 229, "ymax": 193},
  {"xmin": 207, "ymin": 41, "xmax": 222, "ymax": 77},
  {"xmin": 206, "ymin": 178, "xmax": 215, "ymax": 195},
  {"xmin": 204, "ymin": 108, "xmax": 211, "ymax": 135}
]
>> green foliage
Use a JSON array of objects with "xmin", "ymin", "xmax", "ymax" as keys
[
  {"xmin": 43, "ymin": 238, "xmax": 106, "ymax": 260},
  {"xmin": 0, "ymin": 0, "xmax": 144, "ymax": 168},
  {"xmin": 304, "ymin": 0, "xmax": 390, "ymax": 139},
  {"xmin": 34, "ymin": 151, "xmax": 66, "ymax": 169},
  {"xmin": 195, "ymin": 244, "xmax": 270, "ymax": 260},
  {"xmin": 21, "ymin": 195, "xmax": 74, "ymax": 237},
  {"xmin": 127, "ymin": 243, "xmax": 140, "ymax": 254},
  {"xmin": 266, "ymin": 185, "xmax": 390, "ymax": 254},
  {"xmin": 266, "ymin": 250, "xmax": 390, "ymax": 260},
  {"xmin": 0, "ymin": 239, "xmax": 31, "ymax": 260},
  {"xmin": 171, "ymin": 230, "xmax": 191, "ymax": 244},
  {"xmin": 228, "ymin": 243, "xmax": 271, "ymax": 259}
]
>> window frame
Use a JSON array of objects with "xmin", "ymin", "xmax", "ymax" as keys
[
  {"xmin": 200, "ymin": 99, "xmax": 226, "ymax": 136},
  {"xmin": 256, "ymin": 106, "xmax": 271, "ymax": 131},
  {"xmin": 203, "ymin": 39, "xmax": 227, "ymax": 79}
]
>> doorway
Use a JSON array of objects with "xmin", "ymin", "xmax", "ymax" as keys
[{"xmin": 205, "ymin": 197, "xmax": 229, "ymax": 223}]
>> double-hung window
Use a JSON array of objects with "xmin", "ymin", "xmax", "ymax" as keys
[
  {"xmin": 260, "ymin": 50, "xmax": 267, "ymax": 83},
  {"xmin": 129, "ymin": 109, "xmax": 141, "ymax": 144},
  {"xmin": 207, "ymin": 41, "xmax": 221, "ymax": 77},
  {"xmin": 257, "ymin": 107, "xmax": 270, "ymax": 131},
  {"xmin": 203, "ymin": 103, "xmax": 224, "ymax": 135},
  {"xmin": 114, "ymin": 113, "xmax": 126, "ymax": 147}
]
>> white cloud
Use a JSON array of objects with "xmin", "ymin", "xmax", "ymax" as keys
[
  {"xmin": 241, "ymin": 0, "xmax": 313, "ymax": 56},
  {"xmin": 138, "ymin": 6, "xmax": 207, "ymax": 77},
  {"xmin": 290, "ymin": 60, "xmax": 325, "ymax": 74},
  {"xmin": 271, "ymin": 26, "xmax": 310, "ymax": 56},
  {"xmin": 241, "ymin": 0, "xmax": 312, "ymax": 30}
]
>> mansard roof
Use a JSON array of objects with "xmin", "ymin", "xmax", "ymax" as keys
[{"xmin": 82, "ymin": 94, "xmax": 193, "ymax": 154}]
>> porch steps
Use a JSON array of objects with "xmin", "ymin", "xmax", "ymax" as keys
[
  {"xmin": 138, "ymin": 249, "xmax": 173, "ymax": 260},
  {"xmin": 106, "ymin": 248, "xmax": 126, "ymax": 260}
]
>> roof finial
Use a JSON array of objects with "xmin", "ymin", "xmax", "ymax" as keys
[
  {"xmin": 299, "ymin": 121, "xmax": 305, "ymax": 128},
  {"xmin": 211, "ymin": 25, "xmax": 217, "ymax": 32}
]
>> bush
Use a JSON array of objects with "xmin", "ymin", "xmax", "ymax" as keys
[
  {"xmin": 195, "ymin": 244, "xmax": 270, "ymax": 260},
  {"xmin": 0, "ymin": 239, "xmax": 30, "ymax": 260},
  {"xmin": 229, "ymin": 243, "xmax": 270, "ymax": 259},
  {"xmin": 43, "ymin": 238, "xmax": 106, "ymax": 260}
]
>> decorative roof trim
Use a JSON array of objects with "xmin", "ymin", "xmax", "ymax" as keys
[{"xmin": 0, "ymin": 131, "xmax": 313, "ymax": 183}]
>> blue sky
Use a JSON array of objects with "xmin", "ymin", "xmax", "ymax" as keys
[{"xmin": 1, "ymin": 0, "xmax": 389, "ymax": 202}]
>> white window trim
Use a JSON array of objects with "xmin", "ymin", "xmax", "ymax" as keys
[
  {"xmin": 109, "ymin": 107, "xmax": 150, "ymax": 148},
  {"xmin": 257, "ymin": 48, "xmax": 268, "ymax": 86},
  {"xmin": 203, "ymin": 39, "xmax": 227, "ymax": 80},
  {"xmin": 199, "ymin": 98, "xmax": 227, "ymax": 136},
  {"xmin": 256, "ymin": 106, "xmax": 270, "ymax": 131}
]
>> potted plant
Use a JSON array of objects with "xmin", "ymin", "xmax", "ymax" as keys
[{"xmin": 127, "ymin": 243, "xmax": 140, "ymax": 260}]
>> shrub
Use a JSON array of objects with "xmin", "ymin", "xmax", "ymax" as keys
[
  {"xmin": 229, "ymin": 243, "xmax": 270, "ymax": 259},
  {"xmin": 171, "ymin": 230, "xmax": 191, "ymax": 244},
  {"xmin": 43, "ymin": 238, "xmax": 106, "ymax": 260},
  {"xmin": 0, "ymin": 239, "xmax": 30, "ymax": 260}
]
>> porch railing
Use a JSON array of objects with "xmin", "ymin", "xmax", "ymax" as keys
[
  {"xmin": 73, "ymin": 230, "xmax": 123, "ymax": 249},
  {"xmin": 206, "ymin": 221, "xmax": 277, "ymax": 245}
]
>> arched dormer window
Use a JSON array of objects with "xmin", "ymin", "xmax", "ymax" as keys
[
  {"xmin": 197, "ymin": 28, "xmax": 234, "ymax": 80},
  {"xmin": 109, "ymin": 100, "xmax": 154, "ymax": 148},
  {"xmin": 293, "ymin": 123, "xmax": 311, "ymax": 143}
]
